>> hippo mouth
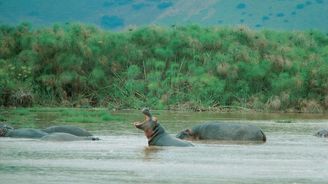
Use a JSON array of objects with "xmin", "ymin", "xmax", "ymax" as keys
[
  {"xmin": 135, "ymin": 121, "xmax": 146, "ymax": 129},
  {"xmin": 134, "ymin": 108, "xmax": 153, "ymax": 130},
  {"xmin": 134, "ymin": 116, "xmax": 149, "ymax": 130}
]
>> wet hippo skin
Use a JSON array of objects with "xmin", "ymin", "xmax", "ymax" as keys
[
  {"xmin": 43, "ymin": 125, "xmax": 93, "ymax": 136},
  {"xmin": 314, "ymin": 129, "xmax": 328, "ymax": 138},
  {"xmin": 41, "ymin": 132, "xmax": 99, "ymax": 141},
  {"xmin": 0, "ymin": 124, "xmax": 99, "ymax": 141},
  {"xmin": 176, "ymin": 122, "xmax": 267, "ymax": 142},
  {"xmin": 134, "ymin": 108, "xmax": 193, "ymax": 147},
  {"xmin": 5, "ymin": 128, "xmax": 48, "ymax": 138}
]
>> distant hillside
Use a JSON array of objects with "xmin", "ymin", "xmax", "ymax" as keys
[{"xmin": 0, "ymin": 0, "xmax": 328, "ymax": 31}]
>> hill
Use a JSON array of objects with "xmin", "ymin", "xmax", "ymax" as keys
[{"xmin": 0, "ymin": 0, "xmax": 328, "ymax": 31}]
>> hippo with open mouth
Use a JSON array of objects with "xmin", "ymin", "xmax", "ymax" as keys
[
  {"xmin": 0, "ymin": 123, "xmax": 99, "ymax": 141},
  {"xmin": 134, "ymin": 108, "xmax": 193, "ymax": 147},
  {"xmin": 176, "ymin": 122, "xmax": 266, "ymax": 143}
]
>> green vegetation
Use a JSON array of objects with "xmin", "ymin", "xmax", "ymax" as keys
[
  {"xmin": 0, "ymin": 107, "xmax": 121, "ymax": 128},
  {"xmin": 0, "ymin": 23, "xmax": 328, "ymax": 112}
]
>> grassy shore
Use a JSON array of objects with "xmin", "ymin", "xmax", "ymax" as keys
[
  {"xmin": 0, "ymin": 107, "xmax": 121, "ymax": 128},
  {"xmin": 1, "ymin": 23, "xmax": 327, "ymax": 112}
]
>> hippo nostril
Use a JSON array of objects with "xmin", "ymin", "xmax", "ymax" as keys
[{"xmin": 92, "ymin": 137, "xmax": 100, "ymax": 141}]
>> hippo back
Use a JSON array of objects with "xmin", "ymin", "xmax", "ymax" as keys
[
  {"xmin": 5, "ymin": 128, "xmax": 48, "ymax": 138},
  {"xmin": 43, "ymin": 125, "xmax": 93, "ymax": 137},
  {"xmin": 41, "ymin": 132, "xmax": 96, "ymax": 141},
  {"xmin": 193, "ymin": 122, "xmax": 266, "ymax": 141}
]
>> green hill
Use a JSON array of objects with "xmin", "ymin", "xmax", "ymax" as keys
[{"xmin": 0, "ymin": 0, "xmax": 328, "ymax": 31}]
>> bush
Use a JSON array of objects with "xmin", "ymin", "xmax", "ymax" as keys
[{"xmin": 0, "ymin": 23, "xmax": 327, "ymax": 112}]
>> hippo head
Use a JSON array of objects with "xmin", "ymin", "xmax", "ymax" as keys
[
  {"xmin": 134, "ymin": 108, "xmax": 158, "ymax": 139},
  {"xmin": 176, "ymin": 129, "xmax": 193, "ymax": 140},
  {"xmin": 315, "ymin": 129, "xmax": 328, "ymax": 138},
  {"xmin": 0, "ymin": 123, "xmax": 14, "ymax": 137}
]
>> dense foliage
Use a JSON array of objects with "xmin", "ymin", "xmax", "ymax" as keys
[{"xmin": 0, "ymin": 23, "xmax": 327, "ymax": 112}]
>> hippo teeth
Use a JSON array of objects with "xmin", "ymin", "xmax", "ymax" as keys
[{"xmin": 135, "ymin": 122, "xmax": 145, "ymax": 129}]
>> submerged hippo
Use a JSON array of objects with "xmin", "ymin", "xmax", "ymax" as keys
[
  {"xmin": 43, "ymin": 125, "xmax": 93, "ymax": 136},
  {"xmin": 314, "ymin": 129, "xmax": 328, "ymax": 138},
  {"xmin": 5, "ymin": 128, "xmax": 48, "ymax": 138},
  {"xmin": 41, "ymin": 132, "xmax": 99, "ymax": 141},
  {"xmin": 0, "ymin": 123, "xmax": 99, "ymax": 141},
  {"xmin": 0, "ymin": 124, "xmax": 47, "ymax": 138},
  {"xmin": 134, "ymin": 108, "xmax": 193, "ymax": 147},
  {"xmin": 176, "ymin": 122, "xmax": 266, "ymax": 143}
]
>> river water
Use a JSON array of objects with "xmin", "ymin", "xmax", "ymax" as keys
[{"xmin": 1, "ymin": 110, "xmax": 328, "ymax": 184}]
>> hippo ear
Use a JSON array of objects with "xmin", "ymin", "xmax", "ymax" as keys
[{"xmin": 185, "ymin": 129, "xmax": 192, "ymax": 135}]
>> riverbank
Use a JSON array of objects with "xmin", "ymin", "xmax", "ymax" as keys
[
  {"xmin": 0, "ymin": 107, "xmax": 121, "ymax": 128},
  {"xmin": 1, "ymin": 23, "xmax": 327, "ymax": 112},
  {"xmin": 1, "ymin": 107, "xmax": 327, "ymax": 129}
]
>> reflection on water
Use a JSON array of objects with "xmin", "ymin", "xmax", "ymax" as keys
[{"xmin": 1, "ymin": 111, "xmax": 328, "ymax": 184}]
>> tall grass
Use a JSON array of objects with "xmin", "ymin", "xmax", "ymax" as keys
[
  {"xmin": 0, "ymin": 107, "xmax": 120, "ymax": 127},
  {"xmin": 0, "ymin": 23, "xmax": 327, "ymax": 112}
]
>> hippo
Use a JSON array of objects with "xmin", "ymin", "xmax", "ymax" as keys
[
  {"xmin": 41, "ymin": 132, "xmax": 99, "ymax": 141},
  {"xmin": 43, "ymin": 125, "xmax": 93, "ymax": 136},
  {"xmin": 0, "ymin": 123, "xmax": 99, "ymax": 141},
  {"xmin": 314, "ymin": 129, "xmax": 328, "ymax": 138},
  {"xmin": 0, "ymin": 124, "xmax": 47, "ymax": 138},
  {"xmin": 5, "ymin": 128, "xmax": 48, "ymax": 138},
  {"xmin": 176, "ymin": 122, "xmax": 266, "ymax": 143},
  {"xmin": 134, "ymin": 108, "xmax": 193, "ymax": 147}
]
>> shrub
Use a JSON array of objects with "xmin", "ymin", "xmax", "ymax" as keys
[{"xmin": 0, "ymin": 23, "xmax": 327, "ymax": 112}]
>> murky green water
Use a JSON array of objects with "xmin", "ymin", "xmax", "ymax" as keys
[{"xmin": 1, "ymin": 110, "xmax": 328, "ymax": 184}]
